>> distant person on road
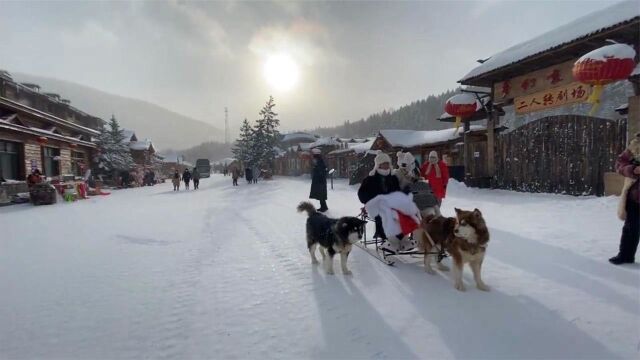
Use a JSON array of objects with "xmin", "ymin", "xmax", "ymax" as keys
[
  {"xmin": 231, "ymin": 167, "xmax": 240, "ymax": 186},
  {"xmin": 192, "ymin": 168, "xmax": 200, "ymax": 190},
  {"xmin": 245, "ymin": 167, "xmax": 253, "ymax": 184},
  {"xmin": 172, "ymin": 170, "xmax": 181, "ymax": 191},
  {"xmin": 182, "ymin": 169, "xmax": 192, "ymax": 190},
  {"xmin": 252, "ymin": 165, "xmax": 259, "ymax": 184}
]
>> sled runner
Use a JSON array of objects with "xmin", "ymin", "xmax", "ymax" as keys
[{"xmin": 355, "ymin": 207, "xmax": 447, "ymax": 267}]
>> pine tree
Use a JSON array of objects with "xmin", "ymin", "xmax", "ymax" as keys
[
  {"xmin": 95, "ymin": 115, "xmax": 135, "ymax": 174},
  {"xmin": 253, "ymin": 96, "xmax": 280, "ymax": 169},
  {"xmin": 232, "ymin": 118, "xmax": 254, "ymax": 165}
]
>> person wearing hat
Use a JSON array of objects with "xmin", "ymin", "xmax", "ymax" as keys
[
  {"xmin": 420, "ymin": 150, "xmax": 449, "ymax": 206},
  {"xmin": 309, "ymin": 148, "xmax": 328, "ymax": 212},
  {"xmin": 358, "ymin": 151, "xmax": 403, "ymax": 249},
  {"xmin": 610, "ymin": 133, "xmax": 640, "ymax": 265}
]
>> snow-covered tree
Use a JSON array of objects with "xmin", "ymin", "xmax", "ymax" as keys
[
  {"xmin": 95, "ymin": 115, "xmax": 135, "ymax": 174},
  {"xmin": 252, "ymin": 96, "xmax": 280, "ymax": 169},
  {"xmin": 232, "ymin": 118, "xmax": 254, "ymax": 165}
]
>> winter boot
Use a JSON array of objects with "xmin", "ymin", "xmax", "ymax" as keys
[
  {"xmin": 609, "ymin": 254, "xmax": 635, "ymax": 265},
  {"xmin": 380, "ymin": 237, "xmax": 400, "ymax": 254}
]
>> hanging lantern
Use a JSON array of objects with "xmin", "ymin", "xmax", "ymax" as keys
[
  {"xmin": 444, "ymin": 94, "xmax": 478, "ymax": 134},
  {"xmin": 69, "ymin": 143, "xmax": 78, "ymax": 149},
  {"xmin": 573, "ymin": 43, "xmax": 636, "ymax": 115},
  {"xmin": 37, "ymin": 136, "xmax": 48, "ymax": 144}
]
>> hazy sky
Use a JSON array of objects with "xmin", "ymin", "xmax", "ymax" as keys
[{"xmin": 0, "ymin": 0, "xmax": 626, "ymax": 132}]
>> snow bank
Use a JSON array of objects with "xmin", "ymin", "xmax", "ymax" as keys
[
  {"xmin": 461, "ymin": 0, "xmax": 640, "ymax": 81},
  {"xmin": 0, "ymin": 176, "xmax": 637, "ymax": 359}
]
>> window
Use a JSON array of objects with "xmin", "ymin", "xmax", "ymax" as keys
[
  {"xmin": 43, "ymin": 147, "xmax": 60, "ymax": 177},
  {"xmin": 0, "ymin": 140, "xmax": 20, "ymax": 180},
  {"xmin": 71, "ymin": 151, "xmax": 85, "ymax": 176}
]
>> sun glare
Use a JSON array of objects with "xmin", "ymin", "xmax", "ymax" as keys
[{"xmin": 263, "ymin": 54, "xmax": 299, "ymax": 91}]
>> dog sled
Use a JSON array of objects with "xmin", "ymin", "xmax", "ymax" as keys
[{"xmin": 354, "ymin": 207, "xmax": 448, "ymax": 266}]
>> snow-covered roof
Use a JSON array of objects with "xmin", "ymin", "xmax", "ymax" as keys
[
  {"xmin": 328, "ymin": 139, "xmax": 374, "ymax": 156},
  {"xmin": 338, "ymin": 137, "xmax": 368, "ymax": 143},
  {"xmin": 299, "ymin": 143, "xmax": 313, "ymax": 151},
  {"xmin": 274, "ymin": 146, "xmax": 287, "ymax": 157},
  {"xmin": 615, "ymin": 103, "xmax": 629, "ymax": 111},
  {"xmin": 460, "ymin": 0, "xmax": 640, "ymax": 82},
  {"xmin": 0, "ymin": 122, "xmax": 95, "ymax": 147},
  {"xmin": 379, "ymin": 126, "xmax": 483, "ymax": 148},
  {"xmin": 122, "ymin": 129, "xmax": 136, "ymax": 142},
  {"xmin": 129, "ymin": 139, "xmax": 152, "ymax": 151},
  {"xmin": 309, "ymin": 137, "xmax": 341, "ymax": 148},
  {"xmin": 281, "ymin": 132, "xmax": 317, "ymax": 143},
  {"xmin": 461, "ymin": 85, "xmax": 491, "ymax": 93},
  {"xmin": 350, "ymin": 139, "xmax": 374, "ymax": 153}
]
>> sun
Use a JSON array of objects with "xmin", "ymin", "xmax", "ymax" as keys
[{"xmin": 263, "ymin": 54, "xmax": 299, "ymax": 91}]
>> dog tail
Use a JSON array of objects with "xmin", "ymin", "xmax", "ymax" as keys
[{"xmin": 297, "ymin": 201, "xmax": 317, "ymax": 216}]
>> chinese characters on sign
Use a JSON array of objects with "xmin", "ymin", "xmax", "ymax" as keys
[
  {"xmin": 515, "ymin": 82, "xmax": 591, "ymax": 114},
  {"xmin": 546, "ymin": 69, "xmax": 563, "ymax": 85},
  {"xmin": 500, "ymin": 80, "xmax": 511, "ymax": 98},
  {"xmin": 520, "ymin": 78, "xmax": 537, "ymax": 91},
  {"xmin": 493, "ymin": 59, "xmax": 575, "ymax": 102}
]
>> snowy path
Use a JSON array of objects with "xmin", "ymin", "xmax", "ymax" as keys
[{"xmin": 1, "ymin": 175, "xmax": 639, "ymax": 359}]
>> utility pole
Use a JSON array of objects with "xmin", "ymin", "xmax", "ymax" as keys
[{"xmin": 224, "ymin": 107, "xmax": 230, "ymax": 145}]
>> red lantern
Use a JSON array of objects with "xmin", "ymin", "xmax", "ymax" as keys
[
  {"xmin": 37, "ymin": 136, "xmax": 48, "ymax": 144},
  {"xmin": 444, "ymin": 93, "xmax": 478, "ymax": 134},
  {"xmin": 573, "ymin": 43, "xmax": 636, "ymax": 115},
  {"xmin": 69, "ymin": 143, "xmax": 78, "ymax": 149}
]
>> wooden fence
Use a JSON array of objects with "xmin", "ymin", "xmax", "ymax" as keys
[{"xmin": 495, "ymin": 115, "xmax": 627, "ymax": 196}]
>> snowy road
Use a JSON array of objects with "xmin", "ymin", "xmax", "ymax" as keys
[{"xmin": 1, "ymin": 175, "xmax": 639, "ymax": 359}]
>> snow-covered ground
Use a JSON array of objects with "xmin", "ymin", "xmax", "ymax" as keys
[{"xmin": 1, "ymin": 175, "xmax": 638, "ymax": 359}]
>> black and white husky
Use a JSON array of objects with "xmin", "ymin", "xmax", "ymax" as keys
[{"xmin": 297, "ymin": 202, "xmax": 366, "ymax": 275}]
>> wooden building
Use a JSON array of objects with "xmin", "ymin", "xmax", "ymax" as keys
[
  {"xmin": 454, "ymin": 1, "xmax": 639, "ymax": 195},
  {"xmin": 326, "ymin": 139, "xmax": 374, "ymax": 179},
  {"xmin": 0, "ymin": 72, "xmax": 101, "ymax": 181}
]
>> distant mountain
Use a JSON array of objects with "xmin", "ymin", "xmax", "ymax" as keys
[
  {"xmin": 312, "ymin": 89, "xmax": 460, "ymax": 137},
  {"xmin": 12, "ymin": 73, "xmax": 221, "ymax": 150}
]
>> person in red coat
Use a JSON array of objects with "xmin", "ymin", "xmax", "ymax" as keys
[{"xmin": 420, "ymin": 151, "xmax": 449, "ymax": 205}]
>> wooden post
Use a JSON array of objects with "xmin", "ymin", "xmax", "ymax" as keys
[
  {"xmin": 463, "ymin": 120, "xmax": 470, "ymax": 183},
  {"xmin": 487, "ymin": 110, "xmax": 497, "ymax": 179},
  {"xmin": 627, "ymin": 94, "xmax": 639, "ymax": 142}
]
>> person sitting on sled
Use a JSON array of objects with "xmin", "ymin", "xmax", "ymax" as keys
[{"xmin": 358, "ymin": 151, "xmax": 421, "ymax": 253}]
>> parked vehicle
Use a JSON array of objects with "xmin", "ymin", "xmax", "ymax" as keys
[{"xmin": 195, "ymin": 159, "xmax": 211, "ymax": 178}]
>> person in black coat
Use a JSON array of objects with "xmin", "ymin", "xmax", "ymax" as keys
[
  {"xmin": 309, "ymin": 148, "xmax": 328, "ymax": 212},
  {"xmin": 245, "ymin": 167, "xmax": 253, "ymax": 184},
  {"xmin": 192, "ymin": 168, "xmax": 200, "ymax": 190},
  {"xmin": 182, "ymin": 169, "xmax": 192, "ymax": 190},
  {"xmin": 357, "ymin": 151, "xmax": 401, "ymax": 240}
]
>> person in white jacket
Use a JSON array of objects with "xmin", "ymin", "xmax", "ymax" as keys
[{"xmin": 358, "ymin": 151, "xmax": 420, "ymax": 253}]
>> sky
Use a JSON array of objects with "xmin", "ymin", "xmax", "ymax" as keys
[{"xmin": 0, "ymin": 0, "xmax": 628, "ymax": 132}]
